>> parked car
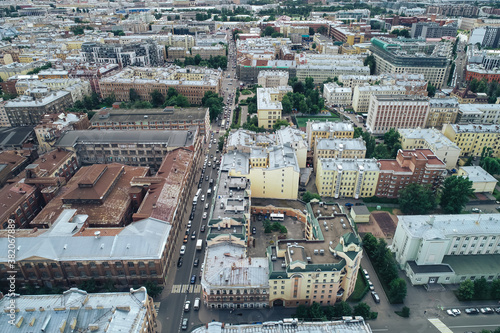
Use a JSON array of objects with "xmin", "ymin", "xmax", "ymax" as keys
[
  {"xmin": 471, "ymin": 208, "xmax": 481, "ymax": 213},
  {"xmin": 345, "ymin": 203, "xmax": 353, "ymax": 208},
  {"xmin": 194, "ymin": 258, "xmax": 199, "ymax": 267},
  {"xmin": 452, "ymin": 309, "xmax": 461, "ymax": 316},
  {"xmin": 181, "ymin": 318, "xmax": 188, "ymax": 330},
  {"xmin": 180, "ymin": 245, "xmax": 186, "ymax": 255},
  {"xmin": 446, "ymin": 309, "xmax": 456, "ymax": 317},
  {"xmin": 190, "ymin": 275, "xmax": 197, "ymax": 284},
  {"xmin": 184, "ymin": 301, "xmax": 190, "ymax": 312},
  {"xmin": 363, "ymin": 269, "xmax": 370, "ymax": 280},
  {"xmin": 252, "ymin": 227, "xmax": 256, "ymax": 234},
  {"xmin": 480, "ymin": 307, "xmax": 494, "ymax": 314},
  {"xmin": 371, "ymin": 291, "xmax": 380, "ymax": 304},
  {"xmin": 201, "ymin": 225, "xmax": 206, "ymax": 232},
  {"xmin": 183, "ymin": 235, "xmax": 188, "ymax": 243},
  {"xmin": 187, "ymin": 221, "xmax": 192, "ymax": 228},
  {"xmin": 189, "ymin": 212, "xmax": 194, "ymax": 220},
  {"xmin": 368, "ymin": 280, "xmax": 374, "ymax": 291},
  {"xmin": 465, "ymin": 308, "xmax": 479, "ymax": 314},
  {"xmin": 177, "ymin": 257, "xmax": 183, "ymax": 267}
]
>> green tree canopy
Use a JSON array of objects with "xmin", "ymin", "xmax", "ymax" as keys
[
  {"xmin": 440, "ymin": 176, "xmax": 474, "ymax": 214},
  {"xmin": 273, "ymin": 119, "xmax": 290, "ymax": 130},
  {"xmin": 302, "ymin": 191, "xmax": 321, "ymax": 203},
  {"xmin": 129, "ymin": 88, "xmax": 140, "ymax": 102},
  {"xmin": 150, "ymin": 90, "xmax": 164, "ymax": 107},
  {"xmin": 353, "ymin": 302, "xmax": 371, "ymax": 319},
  {"xmin": 398, "ymin": 184, "xmax": 437, "ymax": 215},
  {"xmin": 458, "ymin": 279, "xmax": 474, "ymax": 300},
  {"xmin": 388, "ymin": 278, "xmax": 407, "ymax": 304}
]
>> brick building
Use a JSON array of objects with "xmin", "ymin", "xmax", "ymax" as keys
[
  {"xmin": 0, "ymin": 182, "xmax": 42, "ymax": 229},
  {"xmin": 376, "ymin": 149, "xmax": 446, "ymax": 198},
  {"xmin": 35, "ymin": 112, "xmax": 90, "ymax": 153},
  {"xmin": 0, "ymin": 150, "xmax": 30, "ymax": 187}
]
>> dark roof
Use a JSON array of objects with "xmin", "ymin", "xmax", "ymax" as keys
[
  {"xmin": 0, "ymin": 127, "xmax": 34, "ymax": 149},
  {"xmin": 407, "ymin": 261, "xmax": 454, "ymax": 274}
]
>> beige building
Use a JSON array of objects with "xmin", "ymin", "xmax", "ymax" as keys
[
  {"xmin": 257, "ymin": 71, "xmax": 289, "ymax": 88},
  {"xmin": 399, "ymin": 128, "xmax": 461, "ymax": 169},
  {"xmin": 257, "ymin": 86, "xmax": 292, "ymax": 129},
  {"xmin": 367, "ymin": 95, "xmax": 430, "ymax": 135},
  {"xmin": 458, "ymin": 166, "xmax": 497, "ymax": 194},
  {"xmin": 316, "ymin": 158, "xmax": 380, "ymax": 199},
  {"xmin": 275, "ymin": 126, "xmax": 308, "ymax": 168},
  {"xmin": 191, "ymin": 45, "xmax": 226, "ymax": 59},
  {"xmin": 338, "ymin": 75, "xmax": 381, "ymax": 88},
  {"xmin": 442, "ymin": 123, "xmax": 500, "ymax": 158},
  {"xmin": 313, "ymin": 137, "xmax": 366, "ymax": 170},
  {"xmin": 306, "ymin": 121, "xmax": 354, "ymax": 149},
  {"xmin": 0, "ymin": 61, "xmax": 44, "ymax": 80},
  {"xmin": 426, "ymin": 98, "xmax": 460, "ymax": 128},
  {"xmin": 323, "ymin": 83, "xmax": 352, "ymax": 107},
  {"xmin": 167, "ymin": 47, "xmax": 189, "ymax": 60},
  {"xmin": 223, "ymin": 145, "xmax": 300, "ymax": 200},
  {"xmin": 352, "ymin": 85, "xmax": 407, "ymax": 114},
  {"xmin": 35, "ymin": 112, "xmax": 90, "ymax": 152}
]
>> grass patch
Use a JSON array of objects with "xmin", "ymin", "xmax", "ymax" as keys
[
  {"xmin": 295, "ymin": 115, "xmax": 340, "ymax": 128},
  {"xmin": 241, "ymin": 89, "xmax": 252, "ymax": 95},
  {"xmin": 349, "ymin": 269, "xmax": 369, "ymax": 301},
  {"xmin": 367, "ymin": 206, "xmax": 395, "ymax": 214}
]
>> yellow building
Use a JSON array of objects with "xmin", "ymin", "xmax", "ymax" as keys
[
  {"xmin": 224, "ymin": 145, "xmax": 300, "ymax": 200},
  {"xmin": 268, "ymin": 203, "xmax": 363, "ymax": 307},
  {"xmin": 315, "ymin": 158, "xmax": 380, "ymax": 199},
  {"xmin": 426, "ymin": 98, "xmax": 459, "ymax": 128},
  {"xmin": 313, "ymin": 137, "xmax": 366, "ymax": 170},
  {"xmin": 457, "ymin": 166, "xmax": 498, "ymax": 194},
  {"xmin": 442, "ymin": 123, "xmax": 500, "ymax": 158},
  {"xmin": 306, "ymin": 121, "xmax": 354, "ymax": 149},
  {"xmin": 257, "ymin": 86, "xmax": 292, "ymax": 129},
  {"xmin": 65, "ymin": 40, "xmax": 85, "ymax": 50}
]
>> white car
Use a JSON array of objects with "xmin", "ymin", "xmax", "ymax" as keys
[
  {"xmin": 452, "ymin": 309, "xmax": 461, "ymax": 316},
  {"xmin": 446, "ymin": 309, "xmax": 455, "ymax": 316},
  {"xmin": 203, "ymin": 212, "xmax": 207, "ymax": 219},
  {"xmin": 201, "ymin": 195, "xmax": 205, "ymax": 201},
  {"xmin": 180, "ymin": 245, "xmax": 186, "ymax": 255}
]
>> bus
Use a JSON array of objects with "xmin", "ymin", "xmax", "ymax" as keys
[
  {"xmin": 221, "ymin": 119, "xmax": 226, "ymax": 128},
  {"xmin": 270, "ymin": 213, "xmax": 284, "ymax": 221}
]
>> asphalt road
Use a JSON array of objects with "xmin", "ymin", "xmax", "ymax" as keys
[{"xmin": 453, "ymin": 39, "xmax": 468, "ymax": 88}]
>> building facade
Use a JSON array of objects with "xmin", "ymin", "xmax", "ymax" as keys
[
  {"xmin": 257, "ymin": 70, "xmax": 289, "ymax": 88},
  {"xmin": 352, "ymin": 85, "xmax": 407, "ymax": 114},
  {"xmin": 426, "ymin": 98, "xmax": 459, "ymax": 129},
  {"xmin": 323, "ymin": 84, "xmax": 352, "ymax": 107},
  {"xmin": 306, "ymin": 121, "xmax": 354, "ymax": 149},
  {"xmin": 313, "ymin": 137, "xmax": 366, "ymax": 170},
  {"xmin": 256, "ymin": 86, "xmax": 292, "ymax": 129},
  {"xmin": 442, "ymin": 123, "xmax": 500, "ymax": 158},
  {"xmin": 80, "ymin": 40, "xmax": 164, "ymax": 67}
]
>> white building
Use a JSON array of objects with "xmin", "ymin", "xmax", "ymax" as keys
[
  {"xmin": 323, "ymin": 83, "xmax": 353, "ymax": 107},
  {"xmin": 352, "ymin": 85, "xmax": 407, "ymax": 113},
  {"xmin": 392, "ymin": 214, "xmax": 500, "ymax": 286},
  {"xmin": 458, "ymin": 166, "xmax": 498, "ymax": 194},
  {"xmin": 458, "ymin": 104, "xmax": 500, "ymax": 125},
  {"xmin": 399, "ymin": 128, "xmax": 461, "ymax": 169},
  {"xmin": 257, "ymin": 70, "xmax": 289, "ymax": 88}
]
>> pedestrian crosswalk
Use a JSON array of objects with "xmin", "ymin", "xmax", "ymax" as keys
[
  {"xmin": 171, "ymin": 284, "xmax": 201, "ymax": 294},
  {"xmin": 428, "ymin": 318, "xmax": 453, "ymax": 333}
]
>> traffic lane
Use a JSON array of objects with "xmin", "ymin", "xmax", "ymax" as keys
[{"xmin": 441, "ymin": 312, "xmax": 500, "ymax": 332}]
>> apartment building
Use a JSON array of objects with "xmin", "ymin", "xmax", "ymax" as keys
[
  {"xmin": 458, "ymin": 104, "xmax": 500, "ymax": 125},
  {"xmin": 4, "ymin": 91, "xmax": 74, "ymax": 126},
  {"xmin": 442, "ymin": 123, "xmax": 500, "ymax": 158},
  {"xmin": 370, "ymin": 37, "xmax": 451, "ymax": 88},
  {"xmin": 0, "ymin": 61, "xmax": 44, "ymax": 80},
  {"xmin": 313, "ymin": 137, "xmax": 366, "ymax": 170},
  {"xmin": 392, "ymin": 214, "xmax": 500, "ymax": 286},
  {"xmin": 465, "ymin": 64, "xmax": 500, "ymax": 83},
  {"xmin": 352, "ymin": 85, "xmax": 407, "ymax": 114},
  {"xmin": 0, "ymin": 99, "xmax": 10, "ymax": 127},
  {"xmin": 257, "ymin": 86, "xmax": 292, "ymax": 129},
  {"xmin": 0, "ymin": 150, "xmax": 30, "ymax": 186},
  {"xmin": 399, "ymin": 128, "xmax": 461, "ymax": 169},
  {"xmin": 37, "ymin": 70, "xmax": 69, "ymax": 80},
  {"xmin": 323, "ymin": 83, "xmax": 353, "ymax": 107},
  {"xmin": 167, "ymin": 47, "xmax": 189, "ymax": 60},
  {"xmin": 80, "ymin": 40, "xmax": 164, "ymax": 67},
  {"xmin": 267, "ymin": 203, "xmax": 363, "ymax": 307},
  {"xmin": 0, "ymin": 182, "xmax": 42, "ymax": 229},
  {"xmin": 296, "ymin": 64, "xmax": 370, "ymax": 84},
  {"xmin": 35, "ymin": 112, "xmax": 90, "ymax": 153},
  {"xmin": 376, "ymin": 149, "xmax": 446, "ymax": 199},
  {"xmin": 55, "ymin": 129, "xmax": 200, "ymax": 171},
  {"xmin": 330, "ymin": 26, "xmax": 365, "ymax": 46},
  {"xmin": 426, "ymin": 98, "xmax": 460, "ymax": 129},
  {"xmin": 90, "ymin": 106, "xmax": 210, "ymax": 140},
  {"xmin": 68, "ymin": 63, "xmax": 121, "ymax": 95},
  {"xmin": 366, "ymin": 95, "xmax": 430, "ymax": 135},
  {"xmin": 411, "ymin": 22, "xmax": 458, "ymax": 39},
  {"xmin": 458, "ymin": 166, "xmax": 497, "ymax": 194},
  {"xmin": 338, "ymin": 75, "xmax": 381, "ymax": 88},
  {"xmin": 99, "ymin": 66, "xmax": 222, "ymax": 106},
  {"xmin": 275, "ymin": 126, "xmax": 308, "ymax": 168},
  {"xmin": 0, "ymin": 287, "xmax": 156, "ymax": 333},
  {"xmin": 224, "ymin": 145, "xmax": 300, "ymax": 200},
  {"xmin": 257, "ymin": 70, "xmax": 289, "ymax": 88},
  {"xmin": 316, "ymin": 158, "xmax": 380, "ymax": 199},
  {"xmin": 306, "ymin": 121, "xmax": 354, "ymax": 148},
  {"xmin": 191, "ymin": 45, "xmax": 226, "ymax": 59}
]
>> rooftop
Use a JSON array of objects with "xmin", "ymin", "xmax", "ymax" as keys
[
  {"xmin": 399, "ymin": 128, "xmax": 460, "ymax": 151},
  {"xmin": 91, "ymin": 107, "xmax": 208, "ymax": 125},
  {"xmin": 316, "ymin": 138, "xmax": 366, "ymax": 151},
  {"xmin": 0, "ymin": 127, "xmax": 34, "ymax": 148},
  {"xmin": 211, "ymin": 172, "xmax": 250, "ymax": 222},
  {"xmin": 31, "ymin": 163, "xmax": 149, "ymax": 227},
  {"xmin": 397, "ymin": 214, "xmax": 500, "ymax": 240},
  {"xmin": 319, "ymin": 158, "xmax": 379, "ymax": 172},
  {"xmin": 459, "ymin": 166, "xmax": 497, "ymax": 184},
  {"xmin": 4, "ymin": 90, "xmax": 70, "ymax": 108},
  {"xmin": 0, "ymin": 287, "xmax": 151, "ymax": 333},
  {"xmin": 0, "ymin": 183, "xmax": 36, "ymax": 223},
  {"xmin": 449, "ymin": 124, "xmax": 500, "ymax": 133},
  {"xmin": 308, "ymin": 121, "xmax": 354, "ymax": 133},
  {"xmin": 56, "ymin": 129, "xmax": 196, "ymax": 148}
]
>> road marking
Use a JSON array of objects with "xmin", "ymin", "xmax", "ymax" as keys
[
  {"xmin": 449, "ymin": 324, "xmax": 500, "ymax": 329},
  {"xmin": 171, "ymin": 284, "xmax": 201, "ymax": 293},
  {"xmin": 428, "ymin": 318, "xmax": 453, "ymax": 333}
]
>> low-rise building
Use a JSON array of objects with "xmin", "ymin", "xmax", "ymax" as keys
[
  {"xmin": 426, "ymin": 98, "xmax": 459, "ymax": 129},
  {"xmin": 256, "ymin": 86, "xmax": 292, "ymax": 129},
  {"xmin": 35, "ymin": 112, "xmax": 90, "ymax": 153},
  {"xmin": 0, "ymin": 127, "xmax": 35, "ymax": 150},
  {"xmin": 296, "ymin": 63, "xmax": 370, "ymax": 84},
  {"xmin": 316, "ymin": 158, "xmax": 380, "ymax": 199},
  {"xmin": 366, "ymin": 95, "xmax": 430, "ymax": 135},
  {"xmin": 306, "ymin": 121, "xmax": 354, "ymax": 149},
  {"xmin": 458, "ymin": 166, "xmax": 497, "ymax": 194},
  {"xmin": 323, "ymin": 83, "xmax": 352, "ymax": 107},
  {"xmin": 376, "ymin": 149, "xmax": 446, "ymax": 198},
  {"xmin": 0, "ymin": 287, "xmax": 157, "ymax": 333},
  {"xmin": 191, "ymin": 45, "xmax": 226, "ymax": 59},
  {"xmin": 392, "ymin": 214, "xmax": 500, "ymax": 286},
  {"xmin": 224, "ymin": 145, "xmax": 300, "ymax": 200},
  {"xmin": 0, "ymin": 182, "xmax": 42, "ymax": 229},
  {"xmin": 4, "ymin": 91, "xmax": 74, "ymax": 126},
  {"xmin": 0, "ymin": 150, "xmax": 29, "ymax": 187},
  {"xmin": 442, "ymin": 123, "xmax": 500, "ymax": 158},
  {"xmin": 352, "ymin": 85, "xmax": 407, "ymax": 114},
  {"xmin": 313, "ymin": 137, "xmax": 366, "ymax": 170},
  {"xmin": 257, "ymin": 70, "xmax": 289, "ymax": 88},
  {"xmin": 399, "ymin": 128, "xmax": 461, "ymax": 169}
]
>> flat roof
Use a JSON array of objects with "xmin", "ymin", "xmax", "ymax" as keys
[
  {"xmin": 91, "ymin": 107, "xmax": 208, "ymax": 124},
  {"xmin": 0, "ymin": 127, "xmax": 34, "ymax": 148},
  {"xmin": 442, "ymin": 254, "xmax": 500, "ymax": 276},
  {"xmin": 407, "ymin": 260, "xmax": 454, "ymax": 274},
  {"xmin": 399, "ymin": 128, "xmax": 460, "ymax": 151},
  {"xmin": 460, "ymin": 166, "xmax": 497, "ymax": 183}
]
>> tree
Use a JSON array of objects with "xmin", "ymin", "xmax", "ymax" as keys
[
  {"xmin": 317, "ymin": 26, "xmax": 327, "ymax": 35},
  {"xmin": 281, "ymin": 95, "xmax": 292, "ymax": 114},
  {"xmin": 440, "ymin": 176, "xmax": 474, "ymax": 214},
  {"xmin": 302, "ymin": 191, "xmax": 321, "ymax": 203},
  {"xmin": 401, "ymin": 306, "xmax": 410, "ymax": 318},
  {"xmin": 458, "ymin": 279, "xmax": 474, "ymax": 300},
  {"xmin": 129, "ymin": 88, "xmax": 140, "ymax": 102},
  {"xmin": 312, "ymin": 43, "xmax": 317, "ymax": 49},
  {"xmin": 175, "ymin": 94, "xmax": 190, "ymax": 107},
  {"xmin": 150, "ymin": 90, "xmax": 164, "ymax": 107},
  {"xmin": 362, "ymin": 233, "xmax": 378, "ymax": 257},
  {"xmin": 353, "ymin": 302, "xmax": 371, "ymax": 319},
  {"xmin": 293, "ymin": 81, "xmax": 305, "ymax": 94},
  {"xmin": 362, "ymin": 132, "xmax": 376, "ymax": 158},
  {"xmin": 364, "ymin": 55, "xmax": 376, "ymax": 75},
  {"xmin": 398, "ymin": 184, "xmax": 436, "ymax": 215},
  {"xmin": 491, "ymin": 278, "xmax": 500, "ymax": 299},
  {"xmin": 373, "ymin": 144, "xmax": 391, "ymax": 159},
  {"xmin": 112, "ymin": 30, "xmax": 125, "ymax": 36},
  {"xmin": 427, "ymin": 82, "xmax": 436, "ymax": 97},
  {"xmin": 473, "ymin": 277, "xmax": 489, "ymax": 299},
  {"xmin": 305, "ymin": 77, "xmax": 315, "ymax": 91},
  {"xmin": 144, "ymin": 281, "xmax": 163, "ymax": 298},
  {"xmin": 273, "ymin": 119, "xmax": 289, "ymax": 130},
  {"xmin": 480, "ymin": 157, "xmax": 500, "ymax": 175},
  {"xmin": 388, "ymin": 278, "xmax": 407, "ymax": 303},
  {"xmin": 263, "ymin": 26, "xmax": 275, "ymax": 36},
  {"xmin": 309, "ymin": 27, "xmax": 315, "ymax": 35},
  {"xmin": 383, "ymin": 128, "xmax": 400, "ymax": 150},
  {"xmin": 308, "ymin": 302, "xmax": 326, "ymax": 320},
  {"xmin": 353, "ymin": 127, "xmax": 363, "ymax": 138},
  {"xmin": 333, "ymin": 301, "xmax": 352, "ymax": 317}
]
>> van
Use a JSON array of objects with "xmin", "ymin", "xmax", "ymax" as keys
[
  {"xmin": 371, "ymin": 291, "xmax": 380, "ymax": 304},
  {"xmin": 194, "ymin": 298, "xmax": 200, "ymax": 310}
]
